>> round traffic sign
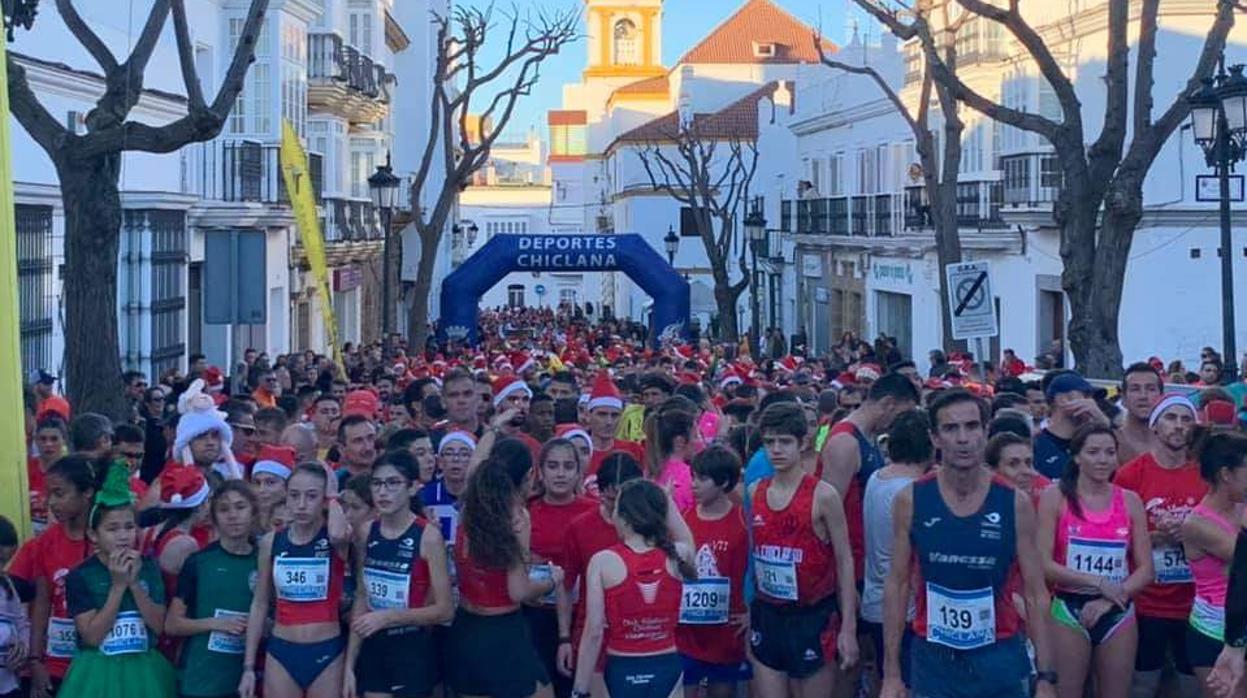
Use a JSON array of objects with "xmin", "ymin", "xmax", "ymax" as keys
[
  {"xmin": 954, "ymin": 275, "xmax": 987, "ymax": 313},
  {"xmin": 535, "ymin": 284, "xmax": 547, "ymax": 296}
]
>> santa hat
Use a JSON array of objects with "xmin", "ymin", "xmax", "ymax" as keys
[
  {"xmin": 777, "ymin": 356, "xmax": 802, "ymax": 374},
  {"xmin": 342, "ymin": 390, "xmax": 379, "ymax": 419},
  {"xmin": 1149, "ymin": 394, "xmax": 1199, "ymax": 428},
  {"xmin": 202, "ymin": 366, "xmax": 224, "ymax": 389},
  {"xmin": 511, "ymin": 351, "xmax": 535, "ymax": 374},
  {"xmin": 719, "ymin": 367, "xmax": 743, "ymax": 389},
  {"xmin": 438, "ymin": 430, "xmax": 477, "ymax": 454},
  {"xmin": 587, "ymin": 371, "xmax": 623, "ymax": 411},
  {"xmin": 158, "ymin": 466, "xmax": 210, "ymax": 509},
  {"xmin": 174, "ymin": 379, "xmax": 240, "ymax": 479},
  {"xmin": 252, "ymin": 444, "xmax": 297, "ymax": 481},
  {"xmin": 856, "ymin": 364, "xmax": 882, "ymax": 383},
  {"xmin": 555, "ymin": 424, "xmax": 593, "ymax": 454},
  {"xmin": 831, "ymin": 372, "xmax": 857, "ymax": 390},
  {"xmin": 492, "ymin": 374, "xmax": 533, "ymax": 407},
  {"xmin": 36, "ymin": 394, "xmax": 71, "ymax": 422}
]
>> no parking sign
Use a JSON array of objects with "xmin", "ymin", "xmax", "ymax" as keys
[{"xmin": 945, "ymin": 261, "xmax": 998, "ymax": 340}]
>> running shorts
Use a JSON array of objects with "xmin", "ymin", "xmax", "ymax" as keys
[
  {"xmin": 447, "ymin": 608, "xmax": 549, "ymax": 698},
  {"xmin": 679, "ymin": 654, "xmax": 752, "ymax": 687},
  {"xmin": 909, "ymin": 634, "xmax": 1031, "ymax": 698},
  {"xmin": 1186, "ymin": 625, "xmax": 1224, "ymax": 670},
  {"xmin": 1135, "ymin": 615, "xmax": 1194, "ymax": 675},
  {"xmin": 748, "ymin": 594, "xmax": 839, "ymax": 679},
  {"xmin": 355, "ymin": 627, "xmax": 438, "ymax": 698},
  {"xmin": 604, "ymin": 652, "xmax": 682, "ymax": 698},
  {"xmin": 1050, "ymin": 592, "xmax": 1136, "ymax": 646}
]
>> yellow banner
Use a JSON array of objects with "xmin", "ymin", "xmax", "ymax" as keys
[
  {"xmin": 279, "ymin": 121, "xmax": 343, "ymax": 372},
  {"xmin": 0, "ymin": 46, "xmax": 31, "ymax": 537}
]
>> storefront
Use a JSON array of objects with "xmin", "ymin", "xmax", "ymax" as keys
[{"xmin": 866, "ymin": 256, "xmax": 939, "ymax": 365}]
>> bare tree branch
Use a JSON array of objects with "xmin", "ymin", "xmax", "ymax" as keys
[
  {"xmin": 1132, "ymin": 0, "xmax": 1161, "ymax": 136},
  {"xmin": 55, "ymin": 0, "xmax": 118, "ymax": 73},
  {"xmin": 1088, "ymin": 0, "xmax": 1128, "ymax": 177},
  {"xmin": 6, "ymin": 60, "xmax": 68, "ymax": 155},
  {"xmin": 170, "ymin": 0, "xmax": 205, "ymax": 110},
  {"xmin": 817, "ymin": 36, "xmax": 919, "ymax": 134}
]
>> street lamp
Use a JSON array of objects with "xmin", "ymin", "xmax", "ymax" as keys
[
  {"xmin": 368, "ymin": 152, "xmax": 401, "ymax": 337},
  {"xmin": 1189, "ymin": 61, "xmax": 1247, "ymax": 381},
  {"xmin": 663, "ymin": 225, "xmax": 679, "ymax": 266},
  {"xmin": 744, "ymin": 205, "xmax": 767, "ymax": 357}
]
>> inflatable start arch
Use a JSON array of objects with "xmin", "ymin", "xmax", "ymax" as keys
[{"xmin": 438, "ymin": 233, "xmax": 690, "ymax": 346}]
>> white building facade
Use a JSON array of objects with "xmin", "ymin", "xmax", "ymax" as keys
[
  {"xmin": 759, "ymin": 1, "xmax": 1247, "ymax": 373},
  {"xmin": 10, "ymin": 0, "xmax": 427, "ymax": 382}
]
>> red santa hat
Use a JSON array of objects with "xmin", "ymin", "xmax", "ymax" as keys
[
  {"xmin": 719, "ymin": 367, "xmax": 744, "ymax": 389},
  {"xmin": 587, "ymin": 370, "xmax": 623, "ymax": 411},
  {"xmin": 777, "ymin": 356, "xmax": 803, "ymax": 374},
  {"xmin": 554, "ymin": 424, "xmax": 593, "ymax": 455},
  {"xmin": 251, "ymin": 444, "xmax": 297, "ymax": 481},
  {"xmin": 830, "ymin": 372, "xmax": 857, "ymax": 390},
  {"xmin": 492, "ymin": 374, "xmax": 533, "ymax": 407},
  {"xmin": 158, "ymin": 466, "xmax": 211, "ymax": 510},
  {"xmin": 856, "ymin": 363, "xmax": 882, "ymax": 383},
  {"xmin": 511, "ymin": 351, "xmax": 535, "ymax": 374}
]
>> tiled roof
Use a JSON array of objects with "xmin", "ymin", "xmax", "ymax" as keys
[
  {"xmin": 614, "ymin": 82, "xmax": 789, "ymax": 145},
  {"xmin": 614, "ymin": 75, "xmax": 670, "ymax": 96},
  {"xmin": 679, "ymin": 0, "xmax": 834, "ymax": 65}
]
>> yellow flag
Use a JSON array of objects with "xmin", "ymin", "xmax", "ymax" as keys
[
  {"xmin": 0, "ymin": 45, "xmax": 30, "ymax": 537},
  {"xmin": 280, "ymin": 121, "xmax": 343, "ymax": 372}
]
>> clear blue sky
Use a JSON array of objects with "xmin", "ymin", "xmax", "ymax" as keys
[{"xmin": 482, "ymin": 0, "xmax": 865, "ymax": 141}]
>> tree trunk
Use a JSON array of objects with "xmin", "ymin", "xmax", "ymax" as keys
[
  {"xmin": 1076, "ymin": 177, "xmax": 1143, "ymax": 378},
  {"xmin": 712, "ymin": 279, "xmax": 741, "ymax": 344},
  {"xmin": 929, "ymin": 174, "xmax": 965, "ymax": 355},
  {"xmin": 57, "ymin": 155, "xmax": 130, "ymax": 420},
  {"xmin": 406, "ymin": 227, "xmax": 438, "ymax": 356}
]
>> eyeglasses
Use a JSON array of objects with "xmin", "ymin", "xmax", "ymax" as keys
[{"xmin": 370, "ymin": 477, "xmax": 408, "ymax": 491}]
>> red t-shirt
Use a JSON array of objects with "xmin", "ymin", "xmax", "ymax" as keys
[
  {"xmin": 27, "ymin": 457, "xmax": 48, "ymax": 532},
  {"xmin": 1114, "ymin": 453, "xmax": 1208, "ymax": 619},
  {"xmin": 9, "ymin": 523, "xmax": 92, "ymax": 678},
  {"xmin": 528, "ymin": 495, "xmax": 598, "ymax": 569},
  {"xmin": 676, "ymin": 503, "xmax": 749, "ymax": 665},
  {"xmin": 584, "ymin": 439, "xmax": 646, "ymax": 495},
  {"xmin": 562, "ymin": 506, "xmax": 619, "ymax": 671}
]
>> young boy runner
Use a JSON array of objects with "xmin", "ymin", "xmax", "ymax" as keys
[
  {"xmin": 748, "ymin": 402, "xmax": 858, "ymax": 697},
  {"xmin": 677, "ymin": 445, "xmax": 751, "ymax": 697}
]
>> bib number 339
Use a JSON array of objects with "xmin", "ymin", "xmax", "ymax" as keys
[{"xmin": 926, "ymin": 583, "xmax": 996, "ymax": 651}]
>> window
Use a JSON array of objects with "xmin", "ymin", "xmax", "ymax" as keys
[
  {"xmin": 961, "ymin": 124, "xmax": 982, "ymax": 174},
  {"xmin": 829, "ymin": 153, "xmax": 844, "ymax": 196},
  {"xmin": 857, "ymin": 148, "xmax": 879, "ymax": 195},
  {"xmin": 350, "ymin": 12, "xmax": 373, "ymax": 56},
  {"xmin": 809, "ymin": 158, "xmax": 822, "ymax": 195},
  {"xmin": 250, "ymin": 63, "xmax": 271, "ymax": 133},
  {"xmin": 955, "ymin": 18, "xmax": 980, "ymax": 59},
  {"xmin": 753, "ymin": 42, "xmax": 776, "ymax": 58},
  {"xmin": 613, "ymin": 19, "xmax": 639, "ymax": 66},
  {"xmin": 550, "ymin": 124, "xmax": 587, "ymax": 157},
  {"xmin": 281, "ymin": 64, "xmax": 306, "ymax": 138},
  {"xmin": 507, "ymin": 284, "xmax": 526, "ymax": 308}
]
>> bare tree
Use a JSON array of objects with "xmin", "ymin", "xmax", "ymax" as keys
[
  {"xmin": 636, "ymin": 120, "xmax": 758, "ymax": 343},
  {"xmin": 406, "ymin": 4, "xmax": 578, "ymax": 351},
  {"xmin": 817, "ymin": 0, "xmax": 971, "ymax": 353},
  {"xmin": 7, "ymin": 0, "xmax": 270, "ymax": 418},
  {"xmin": 910, "ymin": 0, "xmax": 1239, "ymax": 376}
]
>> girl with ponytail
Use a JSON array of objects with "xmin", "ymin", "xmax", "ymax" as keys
[
  {"xmin": 573, "ymin": 479, "xmax": 694, "ymax": 698},
  {"xmin": 643, "ymin": 406, "xmax": 696, "ymax": 511}
]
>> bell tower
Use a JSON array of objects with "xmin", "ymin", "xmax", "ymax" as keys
[{"xmin": 584, "ymin": 0, "xmax": 665, "ymax": 79}]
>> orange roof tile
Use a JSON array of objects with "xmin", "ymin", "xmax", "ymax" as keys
[
  {"xmin": 614, "ymin": 75, "xmax": 670, "ymax": 96},
  {"xmin": 613, "ymin": 82, "xmax": 791, "ymax": 145},
  {"xmin": 679, "ymin": 0, "xmax": 834, "ymax": 65}
]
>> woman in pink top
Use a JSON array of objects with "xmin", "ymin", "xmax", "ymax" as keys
[
  {"xmin": 643, "ymin": 405, "xmax": 696, "ymax": 512},
  {"xmin": 1037, "ymin": 425, "xmax": 1153, "ymax": 698},
  {"xmin": 1181, "ymin": 432, "xmax": 1247, "ymax": 696}
]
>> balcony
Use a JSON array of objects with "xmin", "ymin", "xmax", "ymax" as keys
[
  {"xmin": 322, "ymin": 197, "xmax": 384, "ymax": 243},
  {"xmin": 1001, "ymin": 152, "xmax": 1062, "ymax": 207},
  {"xmin": 182, "ymin": 140, "xmax": 324, "ymax": 206},
  {"xmin": 308, "ymin": 33, "xmax": 393, "ymax": 124}
]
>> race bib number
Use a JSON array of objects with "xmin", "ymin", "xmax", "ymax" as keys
[
  {"xmin": 274, "ymin": 557, "xmax": 330, "ymax": 602},
  {"xmin": 754, "ymin": 556, "xmax": 798, "ymax": 602},
  {"xmin": 925, "ymin": 583, "xmax": 996, "ymax": 651},
  {"xmin": 1153, "ymin": 546, "xmax": 1192, "ymax": 585},
  {"xmin": 528, "ymin": 564, "xmax": 558, "ymax": 606},
  {"xmin": 679, "ymin": 577, "xmax": 730, "ymax": 625},
  {"xmin": 1066, "ymin": 538, "xmax": 1127, "ymax": 582},
  {"xmin": 100, "ymin": 611, "xmax": 147, "ymax": 656},
  {"xmin": 206, "ymin": 610, "xmax": 247, "ymax": 654},
  {"xmin": 364, "ymin": 567, "xmax": 411, "ymax": 610},
  {"xmin": 47, "ymin": 616, "xmax": 77, "ymax": 658}
]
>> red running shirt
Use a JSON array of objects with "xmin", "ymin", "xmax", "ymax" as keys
[
  {"xmin": 604, "ymin": 545, "xmax": 682, "ymax": 654},
  {"xmin": 26, "ymin": 457, "xmax": 48, "ymax": 531},
  {"xmin": 8, "ymin": 523, "xmax": 91, "ymax": 678},
  {"xmin": 1114, "ymin": 453, "xmax": 1208, "ymax": 619},
  {"xmin": 529, "ymin": 496, "xmax": 598, "ymax": 568},
  {"xmin": 454, "ymin": 526, "xmax": 515, "ymax": 610},
  {"xmin": 271, "ymin": 526, "xmax": 347, "ymax": 626},
  {"xmin": 750, "ymin": 475, "xmax": 838, "ymax": 606},
  {"xmin": 676, "ymin": 504, "xmax": 749, "ymax": 665},
  {"xmin": 563, "ymin": 506, "xmax": 620, "ymax": 667},
  {"xmin": 815, "ymin": 421, "xmax": 877, "ymax": 582}
]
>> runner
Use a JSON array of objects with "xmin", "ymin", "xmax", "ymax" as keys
[
  {"xmin": 1037, "ymin": 425, "xmax": 1152, "ymax": 698},
  {"xmin": 1034, "ymin": 372, "xmax": 1109, "ymax": 480},
  {"xmin": 528, "ymin": 438, "xmax": 597, "ymax": 697},
  {"xmin": 986, "ymin": 431, "xmax": 1051, "ymax": 507},
  {"xmin": 818, "ymin": 372, "xmax": 918, "ymax": 583},
  {"xmin": 1181, "ymin": 433, "xmax": 1247, "ymax": 695},
  {"xmin": 861, "ymin": 410, "xmax": 934, "ymax": 690},
  {"xmin": 165, "ymin": 481, "xmax": 259, "ymax": 698},
  {"xmin": 880, "ymin": 389, "xmax": 1055, "ymax": 698},
  {"xmin": 1117, "ymin": 362, "xmax": 1164, "ymax": 464},
  {"xmin": 27, "ymin": 415, "xmax": 68, "ymax": 535},
  {"xmin": 345, "ymin": 450, "xmax": 454, "ymax": 698},
  {"xmin": 583, "ymin": 372, "xmax": 645, "ymax": 492},
  {"xmin": 0, "ymin": 515, "xmax": 29, "ymax": 698},
  {"xmin": 239, "ymin": 463, "xmax": 350, "ymax": 698},
  {"xmin": 142, "ymin": 466, "xmax": 212, "ymax": 660},
  {"xmin": 643, "ymin": 405, "xmax": 695, "ymax": 512},
  {"xmin": 422, "ymin": 430, "xmax": 475, "ymax": 544},
  {"xmin": 448, "ymin": 443, "xmax": 563, "ymax": 698},
  {"xmin": 676, "ymin": 444, "xmax": 751, "ymax": 698},
  {"xmin": 553, "ymin": 424, "xmax": 593, "ymax": 467},
  {"xmin": 1208, "ymin": 528, "xmax": 1247, "ymax": 697},
  {"xmin": 58, "ymin": 461, "xmax": 175, "ymax": 697},
  {"xmin": 10, "ymin": 454, "xmax": 96, "ymax": 697},
  {"xmin": 750, "ymin": 402, "xmax": 858, "ymax": 698},
  {"xmin": 251, "ymin": 444, "xmax": 296, "ymax": 532},
  {"xmin": 1115, "ymin": 394, "xmax": 1208, "ymax": 697},
  {"xmin": 573, "ymin": 479, "xmax": 693, "ymax": 698}
]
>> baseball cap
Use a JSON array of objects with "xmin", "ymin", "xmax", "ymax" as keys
[
  {"xmin": 32, "ymin": 369, "xmax": 57, "ymax": 385},
  {"xmin": 1045, "ymin": 371, "xmax": 1095, "ymax": 400}
]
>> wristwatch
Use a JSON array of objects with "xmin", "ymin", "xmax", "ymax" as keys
[
  {"xmin": 1036, "ymin": 670, "xmax": 1058, "ymax": 686},
  {"xmin": 571, "ymin": 691, "xmax": 591, "ymax": 698}
]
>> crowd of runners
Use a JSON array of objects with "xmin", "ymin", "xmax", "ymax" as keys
[{"xmin": 1, "ymin": 306, "xmax": 1246, "ymax": 698}]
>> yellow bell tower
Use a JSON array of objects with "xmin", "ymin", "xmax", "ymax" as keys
[{"xmin": 584, "ymin": 0, "xmax": 666, "ymax": 79}]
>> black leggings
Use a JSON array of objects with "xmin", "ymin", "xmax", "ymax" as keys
[{"xmin": 1135, "ymin": 615, "xmax": 1193, "ymax": 675}]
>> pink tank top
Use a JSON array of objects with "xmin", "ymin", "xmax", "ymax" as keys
[
  {"xmin": 1054, "ymin": 486, "xmax": 1132, "ymax": 593},
  {"xmin": 1188, "ymin": 503, "xmax": 1239, "ymax": 641}
]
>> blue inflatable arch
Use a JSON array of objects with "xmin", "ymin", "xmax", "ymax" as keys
[{"xmin": 438, "ymin": 233, "xmax": 690, "ymax": 346}]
